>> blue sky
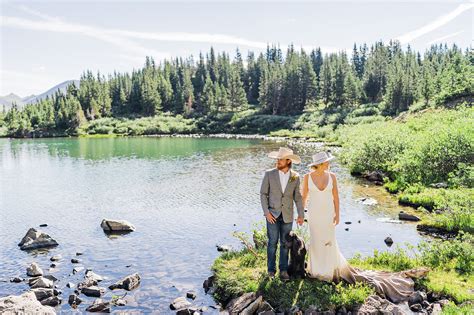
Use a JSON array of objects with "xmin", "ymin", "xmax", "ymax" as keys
[{"xmin": 1, "ymin": 0, "xmax": 472, "ymax": 96}]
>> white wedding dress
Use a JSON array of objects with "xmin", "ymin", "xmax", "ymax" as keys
[{"xmin": 305, "ymin": 171, "xmax": 416, "ymax": 303}]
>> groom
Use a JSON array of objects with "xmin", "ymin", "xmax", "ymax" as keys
[{"xmin": 260, "ymin": 147, "xmax": 304, "ymax": 280}]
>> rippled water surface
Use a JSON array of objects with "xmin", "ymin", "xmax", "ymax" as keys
[{"xmin": 0, "ymin": 137, "xmax": 425, "ymax": 313}]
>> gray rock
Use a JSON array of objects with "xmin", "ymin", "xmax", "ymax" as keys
[
  {"xmin": 109, "ymin": 272, "xmax": 140, "ymax": 291},
  {"xmin": 398, "ymin": 211, "xmax": 421, "ymax": 222},
  {"xmin": 50, "ymin": 255, "xmax": 62, "ymax": 261},
  {"xmin": 18, "ymin": 228, "xmax": 58, "ymax": 250},
  {"xmin": 176, "ymin": 307, "xmax": 201, "ymax": 315},
  {"xmin": 356, "ymin": 197, "xmax": 378, "ymax": 206},
  {"xmin": 73, "ymin": 266, "xmax": 84, "ymax": 274},
  {"xmin": 81, "ymin": 286, "xmax": 105, "ymax": 297},
  {"xmin": 170, "ymin": 296, "xmax": 192, "ymax": 310},
  {"xmin": 113, "ymin": 298, "xmax": 127, "ymax": 306},
  {"xmin": 203, "ymin": 275, "xmax": 215, "ymax": 293},
  {"xmin": 186, "ymin": 291, "xmax": 197, "ymax": 300},
  {"xmin": 29, "ymin": 276, "xmax": 54, "ymax": 289},
  {"xmin": 217, "ymin": 244, "xmax": 231, "ymax": 252},
  {"xmin": 40, "ymin": 296, "xmax": 61, "ymax": 307},
  {"xmin": 409, "ymin": 303, "xmax": 422, "ymax": 312},
  {"xmin": 27, "ymin": 262, "xmax": 43, "ymax": 277},
  {"xmin": 257, "ymin": 301, "xmax": 274, "ymax": 313},
  {"xmin": 408, "ymin": 291, "xmax": 427, "ymax": 306},
  {"xmin": 31, "ymin": 288, "xmax": 56, "ymax": 301},
  {"xmin": 100, "ymin": 219, "xmax": 136, "ymax": 232},
  {"xmin": 10, "ymin": 277, "xmax": 24, "ymax": 283},
  {"xmin": 241, "ymin": 296, "xmax": 263, "ymax": 315},
  {"xmin": 85, "ymin": 270, "xmax": 104, "ymax": 282},
  {"xmin": 384, "ymin": 237, "xmax": 394, "ymax": 247},
  {"xmin": 430, "ymin": 182, "xmax": 448, "ymax": 189},
  {"xmin": 68, "ymin": 294, "xmax": 82, "ymax": 306},
  {"xmin": 226, "ymin": 292, "xmax": 258, "ymax": 313},
  {"xmin": 0, "ymin": 291, "xmax": 56, "ymax": 314},
  {"xmin": 86, "ymin": 298, "xmax": 110, "ymax": 313},
  {"xmin": 431, "ymin": 303, "xmax": 442, "ymax": 315},
  {"xmin": 357, "ymin": 295, "xmax": 404, "ymax": 314}
]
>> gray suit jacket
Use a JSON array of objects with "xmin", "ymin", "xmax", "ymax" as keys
[{"xmin": 260, "ymin": 168, "xmax": 304, "ymax": 223}]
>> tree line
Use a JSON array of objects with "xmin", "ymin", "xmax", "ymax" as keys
[{"xmin": 2, "ymin": 40, "xmax": 472, "ymax": 136}]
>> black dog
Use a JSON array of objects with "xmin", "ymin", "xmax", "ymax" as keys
[{"xmin": 284, "ymin": 231, "xmax": 307, "ymax": 279}]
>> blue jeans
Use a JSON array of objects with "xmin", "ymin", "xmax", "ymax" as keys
[{"xmin": 266, "ymin": 213, "xmax": 293, "ymax": 273}]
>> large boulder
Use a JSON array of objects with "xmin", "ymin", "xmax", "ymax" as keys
[
  {"xmin": 100, "ymin": 219, "xmax": 135, "ymax": 233},
  {"xmin": 109, "ymin": 272, "xmax": 140, "ymax": 291},
  {"xmin": 18, "ymin": 228, "xmax": 58, "ymax": 250},
  {"xmin": 0, "ymin": 291, "xmax": 56, "ymax": 314}
]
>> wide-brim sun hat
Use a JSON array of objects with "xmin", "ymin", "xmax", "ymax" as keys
[
  {"xmin": 308, "ymin": 151, "xmax": 335, "ymax": 167},
  {"xmin": 268, "ymin": 147, "xmax": 301, "ymax": 164}
]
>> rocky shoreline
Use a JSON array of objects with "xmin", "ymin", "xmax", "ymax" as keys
[{"xmin": 1, "ymin": 219, "xmax": 140, "ymax": 314}]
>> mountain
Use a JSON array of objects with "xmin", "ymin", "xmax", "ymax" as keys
[{"xmin": 0, "ymin": 80, "xmax": 80, "ymax": 110}]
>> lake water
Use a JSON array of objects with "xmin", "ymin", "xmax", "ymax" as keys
[{"xmin": 0, "ymin": 137, "xmax": 425, "ymax": 313}]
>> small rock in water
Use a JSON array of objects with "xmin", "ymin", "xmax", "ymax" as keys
[
  {"xmin": 358, "ymin": 220, "xmax": 361, "ymax": 223},
  {"xmin": 216, "ymin": 244, "xmax": 231, "ymax": 252},
  {"xmin": 68, "ymin": 294, "xmax": 82, "ymax": 307},
  {"xmin": 76, "ymin": 252, "xmax": 83, "ymax": 256},
  {"xmin": 170, "ymin": 296, "xmax": 192, "ymax": 310},
  {"xmin": 18, "ymin": 228, "xmax": 58, "ymax": 250},
  {"xmin": 85, "ymin": 270, "xmax": 104, "ymax": 282},
  {"xmin": 100, "ymin": 218, "xmax": 136, "ymax": 233},
  {"xmin": 73, "ymin": 266, "xmax": 84, "ymax": 274},
  {"xmin": 71, "ymin": 258, "xmax": 80, "ymax": 264},
  {"xmin": 86, "ymin": 298, "xmax": 110, "ymax": 312},
  {"xmin": 26, "ymin": 262, "xmax": 43, "ymax": 277},
  {"xmin": 50, "ymin": 263, "xmax": 57, "ymax": 268},
  {"xmin": 344, "ymin": 221, "xmax": 352, "ymax": 224},
  {"xmin": 66, "ymin": 282, "xmax": 75, "ymax": 288},
  {"xmin": 39, "ymin": 224, "xmax": 48, "ymax": 227},
  {"xmin": 40, "ymin": 296, "xmax": 61, "ymax": 307},
  {"xmin": 10, "ymin": 277, "xmax": 24, "ymax": 283},
  {"xmin": 356, "ymin": 197, "xmax": 378, "ymax": 206},
  {"xmin": 81, "ymin": 286, "xmax": 105, "ymax": 297},
  {"xmin": 186, "ymin": 291, "xmax": 197, "ymax": 300},
  {"xmin": 109, "ymin": 272, "xmax": 140, "ymax": 291},
  {"xmin": 345, "ymin": 228, "xmax": 349, "ymax": 231},
  {"xmin": 384, "ymin": 237, "xmax": 394, "ymax": 247},
  {"xmin": 50, "ymin": 255, "xmax": 62, "ymax": 261}
]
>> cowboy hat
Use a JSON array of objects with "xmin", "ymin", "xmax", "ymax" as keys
[
  {"xmin": 308, "ymin": 151, "xmax": 335, "ymax": 167},
  {"xmin": 268, "ymin": 147, "xmax": 301, "ymax": 164}
]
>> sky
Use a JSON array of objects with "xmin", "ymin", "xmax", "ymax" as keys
[{"xmin": 1, "ymin": 0, "xmax": 473, "ymax": 97}]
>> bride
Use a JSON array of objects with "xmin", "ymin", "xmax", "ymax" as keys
[{"xmin": 301, "ymin": 151, "xmax": 423, "ymax": 303}]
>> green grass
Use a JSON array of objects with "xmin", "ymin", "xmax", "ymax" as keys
[
  {"xmin": 211, "ymin": 227, "xmax": 473, "ymax": 312},
  {"xmin": 211, "ymin": 247, "xmax": 373, "ymax": 311}
]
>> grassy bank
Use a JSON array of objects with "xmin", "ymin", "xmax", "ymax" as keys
[
  {"xmin": 211, "ymin": 226, "xmax": 473, "ymax": 313},
  {"xmin": 333, "ymin": 105, "xmax": 473, "ymax": 235}
]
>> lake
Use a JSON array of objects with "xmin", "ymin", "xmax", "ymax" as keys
[{"xmin": 0, "ymin": 136, "xmax": 425, "ymax": 313}]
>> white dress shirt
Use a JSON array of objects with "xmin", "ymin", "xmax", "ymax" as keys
[{"xmin": 279, "ymin": 169, "xmax": 290, "ymax": 192}]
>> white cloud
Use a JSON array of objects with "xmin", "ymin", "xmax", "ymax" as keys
[
  {"xmin": 395, "ymin": 3, "xmax": 474, "ymax": 44},
  {"xmin": 427, "ymin": 30, "xmax": 465, "ymax": 45}
]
